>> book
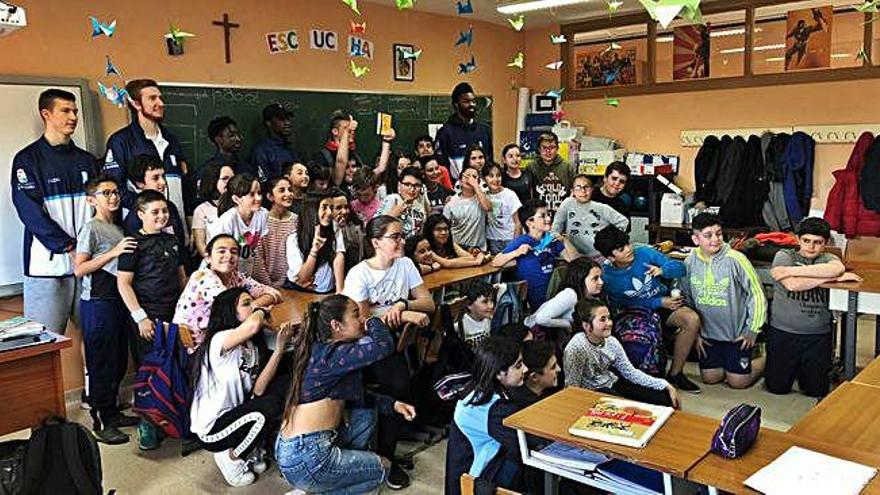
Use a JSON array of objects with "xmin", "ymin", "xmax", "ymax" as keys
[
  {"xmin": 376, "ymin": 112, "xmax": 393, "ymax": 137},
  {"xmin": 744, "ymin": 446, "xmax": 877, "ymax": 495},
  {"xmin": 596, "ymin": 459, "xmax": 664, "ymax": 494},
  {"xmin": 568, "ymin": 397, "xmax": 674, "ymax": 449},
  {"xmin": 531, "ymin": 441, "xmax": 609, "ymax": 472}
]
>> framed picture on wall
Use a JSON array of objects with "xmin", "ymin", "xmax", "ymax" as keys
[{"xmin": 393, "ymin": 44, "xmax": 415, "ymax": 82}]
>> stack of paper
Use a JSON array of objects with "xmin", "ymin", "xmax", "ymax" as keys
[
  {"xmin": 530, "ymin": 443, "xmax": 662, "ymax": 494},
  {"xmin": 745, "ymin": 446, "xmax": 877, "ymax": 495},
  {"xmin": 0, "ymin": 317, "xmax": 43, "ymax": 340},
  {"xmin": 531, "ymin": 442, "xmax": 609, "ymax": 472}
]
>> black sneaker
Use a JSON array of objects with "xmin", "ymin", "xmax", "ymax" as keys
[
  {"xmin": 386, "ymin": 462, "xmax": 411, "ymax": 490},
  {"xmin": 668, "ymin": 372, "xmax": 701, "ymax": 394},
  {"xmin": 105, "ymin": 413, "xmax": 140, "ymax": 428},
  {"xmin": 395, "ymin": 455, "xmax": 414, "ymax": 470},
  {"xmin": 93, "ymin": 426, "xmax": 130, "ymax": 445}
]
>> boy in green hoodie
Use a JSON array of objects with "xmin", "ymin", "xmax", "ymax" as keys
[
  {"xmin": 683, "ymin": 213, "xmax": 767, "ymax": 389},
  {"xmin": 531, "ymin": 132, "xmax": 573, "ymax": 216}
]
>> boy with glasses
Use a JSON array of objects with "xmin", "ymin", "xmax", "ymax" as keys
[
  {"xmin": 377, "ymin": 166, "xmax": 429, "ymax": 238},
  {"xmin": 493, "ymin": 199, "xmax": 579, "ymax": 310},
  {"xmin": 74, "ymin": 176, "xmax": 139, "ymax": 444},
  {"xmin": 532, "ymin": 132, "xmax": 574, "ymax": 215}
]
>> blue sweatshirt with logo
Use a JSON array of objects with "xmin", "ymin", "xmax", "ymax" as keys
[{"xmin": 602, "ymin": 245, "xmax": 686, "ymax": 311}]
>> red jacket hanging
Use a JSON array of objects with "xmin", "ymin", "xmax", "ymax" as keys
[{"xmin": 824, "ymin": 132, "xmax": 880, "ymax": 238}]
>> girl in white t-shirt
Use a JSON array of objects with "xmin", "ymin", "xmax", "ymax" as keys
[
  {"xmin": 285, "ymin": 191, "xmax": 346, "ymax": 294},
  {"xmin": 216, "ymin": 174, "xmax": 269, "ymax": 277},
  {"xmin": 190, "ymin": 287, "xmax": 292, "ymax": 487},
  {"xmin": 193, "ymin": 164, "xmax": 234, "ymax": 259},
  {"xmin": 483, "ymin": 163, "xmax": 523, "ymax": 254}
]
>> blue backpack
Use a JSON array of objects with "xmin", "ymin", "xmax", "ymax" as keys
[
  {"xmin": 612, "ymin": 307, "xmax": 667, "ymax": 377},
  {"xmin": 133, "ymin": 321, "xmax": 190, "ymax": 438},
  {"xmin": 491, "ymin": 282, "xmax": 525, "ymax": 334}
]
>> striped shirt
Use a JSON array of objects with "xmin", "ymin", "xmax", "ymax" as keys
[{"xmin": 253, "ymin": 213, "xmax": 297, "ymax": 288}]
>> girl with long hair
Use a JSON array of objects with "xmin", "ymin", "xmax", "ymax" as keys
[
  {"xmin": 215, "ymin": 173, "xmax": 269, "ymax": 277},
  {"xmin": 526, "ymin": 257, "xmax": 605, "ymax": 330},
  {"xmin": 190, "ymin": 287, "xmax": 292, "ymax": 487},
  {"xmin": 445, "ymin": 337, "xmax": 526, "ymax": 495},
  {"xmin": 285, "ymin": 190, "xmax": 345, "ymax": 294},
  {"xmin": 423, "ymin": 213, "xmax": 488, "ymax": 268},
  {"xmin": 252, "ymin": 176, "xmax": 296, "ymax": 288},
  {"xmin": 275, "ymin": 295, "xmax": 418, "ymax": 494},
  {"xmin": 192, "ymin": 164, "xmax": 234, "ymax": 259},
  {"xmin": 404, "ymin": 234, "xmax": 441, "ymax": 275}
]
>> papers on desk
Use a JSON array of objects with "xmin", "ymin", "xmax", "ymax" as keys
[
  {"xmin": 0, "ymin": 316, "xmax": 43, "ymax": 340},
  {"xmin": 744, "ymin": 446, "xmax": 877, "ymax": 495},
  {"xmin": 532, "ymin": 442, "xmax": 609, "ymax": 471}
]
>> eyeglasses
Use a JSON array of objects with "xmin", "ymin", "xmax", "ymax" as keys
[
  {"xmin": 381, "ymin": 233, "xmax": 405, "ymax": 242},
  {"xmin": 93, "ymin": 190, "xmax": 120, "ymax": 198},
  {"xmin": 532, "ymin": 212, "xmax": 551, "ymax": 219},
  {"xmin": 400, "ymin": 182, "xmax": 423, "ymax": 191},
  {"xmin": 539, "ymin": 145, "xmax": 559, "ymax": 152},
  {"xmin": 572, "ymin": 184, "xmax": 590, "ymax": 191}
]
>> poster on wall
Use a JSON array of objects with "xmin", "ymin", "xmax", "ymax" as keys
[
  {"xmin": 574, "ymin": 47, "xmax": 637, "ymax": 89},
  {"xmin": 785, "ymin": 6, "xmax": 832, "ymax": 71},
  {"xmin": 673, "ymin": 24, "xmax": 710, "ymax": 80}
]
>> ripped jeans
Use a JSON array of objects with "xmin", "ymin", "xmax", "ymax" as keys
[{"xmin": 275, "ymin": 407, "xmax": 388, "ymax": 494}]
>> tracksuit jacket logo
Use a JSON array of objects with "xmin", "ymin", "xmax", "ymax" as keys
[{"xmin": 690, "ymin": 271, "xmax": 731, "ymax": 307}]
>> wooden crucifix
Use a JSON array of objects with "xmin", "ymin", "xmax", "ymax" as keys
[{"xmin": 212, "ymin": 13, "xmax": 239, "ymax": 64}]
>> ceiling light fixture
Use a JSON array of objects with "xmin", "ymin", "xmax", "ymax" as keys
[{"xmin": 497, "ymin": 0, "xmax": 591, "ymax": 14}]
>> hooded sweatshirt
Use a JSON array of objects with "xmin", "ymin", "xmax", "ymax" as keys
[
  {"xmin": 531, "ymin": 155, "xmax": 574, "ymax": 215},
  {"xmin": 682, "ymin": 244, "xmax": 767, "ymax": 342}
]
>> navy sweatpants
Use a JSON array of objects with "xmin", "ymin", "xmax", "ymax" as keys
[{"xmin": 80, "ymin": 298, "xmax": 129, "ymax": 425}]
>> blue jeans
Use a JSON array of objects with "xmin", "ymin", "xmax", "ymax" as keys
[{"xmin": 275, "ymin": 407, "xmax": 387, "ymax": 494}]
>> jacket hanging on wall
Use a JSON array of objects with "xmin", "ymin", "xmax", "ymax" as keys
[
  {"xmin": 761, "ymin": 133, "xmax": 792, "ymax": 231},
  {"xmin": 715, "ymin": 136, "xmax": 747, "ymax": 208},
  {"xmin": 694, "ymin": 135, "xmax": 722, "ymax": 205},
  {"xmin": 780, "ymin": 132, "xmax": 815, "ymax": 226},
  {"xmin": 824, "ymin": 132, "xmax": 880, "ymax": 238},
  {"xmin": 721, "ymin": 136, "xmax": 768, "ymax": 228},
  {"xmin": 861, "ymin": 135, "xmax": 880, "ymax": 214}
]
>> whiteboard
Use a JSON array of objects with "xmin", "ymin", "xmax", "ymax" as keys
[{"xmin": 0, "ymin": 78, "xmax": 99, "ymax": 293}]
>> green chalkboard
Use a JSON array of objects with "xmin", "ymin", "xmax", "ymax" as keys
[{"xmin": 159, "ymin": 85, "xmax": 493, "ymax": 173}]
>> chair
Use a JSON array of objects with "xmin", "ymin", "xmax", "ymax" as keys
[{"xmin": 460, "ymin": 474, "xmax": 521, "ymax": 495}]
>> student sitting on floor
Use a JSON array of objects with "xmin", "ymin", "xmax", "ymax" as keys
[
  {"xmin": 445, "ymin": 165, "xmax": 491, "ymax": 252},
  {"xmin": 457, "ymin": 279, "xmax": 497, "ymax": 350},
  {"xmin": 565, "ymin": 298, "xmax": 679, "ymax": 408},
  {"xmin": 551, "ymin": 174, "xmax": 628, "ymax": 260},
  {"xmin": 215, "ymin": 173, "xmax": 269, "ymax": 278},
  {"xmin": 190, "ymin": 288, "xmax": 292, "ymax": 487},
  {"xmin": 75, "ymin": 175, "xmax": 139, "ymax": 444},
  {"xmin": 252, "ymin": 176, "xmax": 296, "ymax": 289},
  {"xmin": 276, "ymin": 295, "xmax": 419, "ymax": 494},
  {"xmin": 767, "ymin": 217, "xmax": 861, "ymax": 397},
  {"xmin": 285, "ymin": 191, "xmax": 346, "ymax": 294},
  {"xmin": 683, "ymin": 212, "xmax": 767, "ymax": 389},
  {"xmin": 509, "ymin": 340, "xmax": 560, "ymax": 410},
  {"xmin": 526, "ymin": 257, "xmax": 605, "ymax": 332},
  {"xmin": 424, "ymin": 213, "xmax": 489, "ymax": 268},
  {"xmin": 594, "ymin": 225, "xmax": 702, "ymax": 393},
  {"xmin": 404, "ymin": 234, "xmax": 442, "ymax": 275},
  {"xmin": 117, "ymin": 190, "xmax": 189, "ymax": 451},
  {"xmin": 445, "ymin": 336, "xmax": 526, "ymax": 495},
  {"xmin": 493, "ymin": 199, "xmax": 580, "ymax": 311}
]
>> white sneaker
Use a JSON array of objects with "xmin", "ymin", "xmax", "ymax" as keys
[
  {"xmin": 247, "ymin": 448, "xmax": 268, "ymax": 474},
  {"xmin": 214, "ymin": 451, "xmax": 255, "ymax": 487}
]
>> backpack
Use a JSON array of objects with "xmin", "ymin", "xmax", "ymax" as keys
[
  {"xmin": 491, "ymin": 282, "xmax": 525, "ymax": 334},
  {"xmin": 21, "ymin": 418, "xmax": 105, "ymax": 495},
  {"xmin": 612, "ymin": 307, "xmax": 667, "ymax": 377},
  {"xmin": 133, "ymin": 321, "xmax": 191, "ymax": 438}
]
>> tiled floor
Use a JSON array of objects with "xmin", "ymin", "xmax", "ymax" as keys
[{"xmin": 8, "ymin": 318, "xmax": 878, "ymax": 494}]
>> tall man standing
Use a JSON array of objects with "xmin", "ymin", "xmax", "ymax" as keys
[
  {"xmin": 251, "ymin": 103, "xmax": 301, "ymax": 183},
  {"xmin": 435, "ymin": 82, "xmax": 493, "ymax": 181},
  {"xmin": 103, "ymin": 79, "xmax": 188, "ymax": 221},
  {"xmin": 12, "ymin": 89, "xmax": 95, "ymax": 332}
]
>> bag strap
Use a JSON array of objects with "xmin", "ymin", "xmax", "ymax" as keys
[
  {"xmin": 23, "ymin": 426, "xmax": 49, "ymax": 494},
  {"xmin": 60, "ymin": 424, "xmax": 99, "ymax": 495},
  {"xmin": 165, "ymin": 322, "xmax": 180, "ymax": 354},
  {"xmin": 152, "ymin": 319, "xmax": 166, "ymax": 352}
]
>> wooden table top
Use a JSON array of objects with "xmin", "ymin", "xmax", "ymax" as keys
[
  {"xmin": 789, "ymin": 382, "xmax": 880, "ymax": 455},
  {"xmin": 822, "ymin": 269, "xmax": 880, "ymax": 293},
  {"xmin": 688, "ymin": 428, "xmax": 880, "ymax": 494},
  {"xmin": 502, "ymin": 387, "xmax": 718, "ymax": 478},
  {"xmin": 0, "ymin": 331, "xmax": 71, "ymax": 365},
  {"xmin": 422, "ymin": 263, "xmax": 504, "ymax": 291},
  {"xmin": 855, "ymin": 358, "xmax": 880, "ymax": 388}
]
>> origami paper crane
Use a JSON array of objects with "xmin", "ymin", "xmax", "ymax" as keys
[
  {"xmin": 164, "ymin": 23, "xmax": 195, "ymax": 45},
  {"xmin": 857, "ymin": 47, "xmax": 869, "ymax": 62},
  {"xmin": 535, "ymin": 232, "xmax": 555, "ymax": 252},
  {"xmin": 458, "ymin": 55, "xmax": 477, "ymax": 74},
  {"xmin": 550, "ymin": 34, "xmax": 567, "ymax": 44},
  {"xmin": 856, "ymin": 1, "xmax": 879, "ymax": 13},
  {"xmin": 97, "ymin": 82, "xmax": 128, "ymax": 107},
  {"xmin": 602, "ymin": 41, "xmax": 622, "ymax": 54},
  {"xmin": 552, "ymin": 109, "xmax": 567, "ymax": 122},
  {"xmin": 508, "ymin": 14, "xmax": 525, "ymax": 31},
  {"xmin": 350, "ymin": 60, "xmax": 369, "ymax": 78},
  {"xmin": 507, "ymin": 52, "xmax": 524, "ymax": 69},
  {"xmin": 604, "ymin": 67, "xmax": 621, "ymax": 84},
  {"xmin": 342, "ymin": 0, "xmax": 361, "ymax": 15},
  {"xmin": 545, "ymin": 61, "xmax": 563, "ymax": 70},
  {"xmin": 638, "ymin": 0, "xmax": 703, "ymax": 29},
  {"xmin": 105, "ymin": 55, "xmax": 121, "ymax": 76},
  {"xmin": 396, "ymin": 0, "xmax": 415, "ymax": 9},
  {"xmin": 457, "ymin": 0, "xmax": 473, "ymax": 15},
  {"xmin": 89, "ymin": 16, "xmax": 116, "ymax": 38},
  {"xmin": 455, "ymin": 26, "xmax": 473, "ymax": 47},
  {"xmin": 402, "ymin": 48, "xmax": 422, "ymax": 60},
  {"xmin": 608, "ymin": 0, "xmax": 624, "ymax": 13},
  {"xmin": 350, "ymin": 20, "xmax": 366, "ymax": 34},
  {"xmin": 606, "ymin": 96, "xmax": 620, "ymax": 107},
  {"xmin": 546, "ymin": 88, "xmax": 564, "ymax": 99}
]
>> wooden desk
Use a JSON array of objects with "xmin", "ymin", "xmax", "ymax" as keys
[
  {"xmin": 689, "ymin": 428, "xmax": 880, "ymax": 495},
  {"xmin": 855, "ymin": 357, "xmax": 880, "ymax": 388},
  {"xmin": 823, "ymin": 269, "xmax": 880, "ymax": 378},
  {"xmin": 503, "ymin": 387, "xmax": 717, "ymax": 478},
  {"xmin": 422, "ymin": 264, "xmax": 504, "ymax": 292},
  {"xmin": 789, "ymin": 382, "xmax": 880, "ymax": 455},
  {"xmin": 0, "ymin": 332, "xmax": 71, "ymax": 435}
]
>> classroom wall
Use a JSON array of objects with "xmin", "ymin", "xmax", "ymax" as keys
[
  {"xmin": 522, "ymin": 25, "xmax": 879, "ymax": 211},
  {"xmin": 3, "ymin": 0, "xmax": 525, "ymax": 393}
]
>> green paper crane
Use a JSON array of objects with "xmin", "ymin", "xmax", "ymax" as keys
[
  {"xmin": 507, "ymin": 52, "xmax": 524, "ymax": 69},
  {"xmin": 396, "ymin": 0, "xmax": 415, "ymax": 9},
  {"xmin": 351, "ymin": 60, "xmax": 370, "ymax": 78},
  {"xmin": 608, "ymin": 0, "xmax": 624, "ymax": 14},
  {"xmin": 606, "ymin": 96, "xmax": 620, "ymax": 107},
  {"xmin": 508, "ymin": 14, "xmax": 525, "ymax": 31},
  {"xmin": 856, "ymin": 1, "xmax": 879, "ymax": 13},
  {"xmin": 165, "ymin": 23, "xmax": 196, "ymax": 45},
  {"xmin": 638, "ymin": 0, "xmax": 703, "ymax": 29},
  {"xmin": 342, "ymin": 0, "xmax": 361, "ymax": 15}
]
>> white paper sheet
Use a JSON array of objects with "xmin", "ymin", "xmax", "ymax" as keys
[{"xmin": 745, "ymin": 446, "xmax": 877, "ymax": 495}]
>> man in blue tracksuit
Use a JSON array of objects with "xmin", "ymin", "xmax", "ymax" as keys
[
  {"xmin": 435, "ymin": 82, "xmax": 493, "ymax": 181},
  {"xmin": 250, "ymin": 103, "xmax": 301, "ymax": 183},
  {"xmin": 103, "ymin": 79, "xmax": 189, "ymax": 231},
  {"xmin": 11, "ymin": 88, "xmax": 95, "ymax": 333}
]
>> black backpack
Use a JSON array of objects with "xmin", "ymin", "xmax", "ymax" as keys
[{"xmin": 20, "ymin": 418, "xmax": 105, "ymax": 495}]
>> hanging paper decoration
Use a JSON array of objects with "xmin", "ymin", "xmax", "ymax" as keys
[
  {"xmin": 89, "ymin": 16, "xmax": 116, "ymax": 38},
  {"xmin": 396, "ymin": 0, "xmax": 415, "ymax": 9},
  {"xmin": 545, "ymin": 61, "xmax": 563, "ymax": 70},
  {"xmin": 605, "ymin": 96, "xmax": 620, "ymax": 107},
  {"xmin": 350, "ymin": 20, "xmax": 367, "ymax": 34},
  {"xmin": 602, "ymin": 41, "xmax": 622, "ymax": 54},
  {"xmin": 455, "ymin": 26, "xmax": 473, "ymax": 47},
  {"xmin": 857, "ymin": 47, "xmax": 869, "ymax": 62},
  {"xmin": 546, "ymin": 88, "xmax": 565, "ymax": 99},
  {"xmin": 638, "ymin": 0, "xmax": 703, "ymax": 29},
  {"xmin": 165, "ymin": 23, "xmax": 195, "ymax": 56},
  {"xmin": 608, "ymin": 0, "xmax": 624, "ymax": 13},
  {"xmin": 508, "ymin": 14, "xmax": 525, "ymax": 31},
  {"xmin": 458, "ymin": 55, "xmax": 477, "ymax": 74},
  {"xmin": 402, "ymin": 48, "xmax": 422, "ymax": 60},
  {"xmin": 350, "ymin": 60, "xmax": 370, "ymax": 78},
  {"xmin": 856, "ymin": 1, "xmax": 879, "ymax": 13},
  {"xmin": 342, "ymin": 0, "xmax": 361, "ymax": 15},
  {"xmin": 105, "ymin": 55, "xmax": 121, "ymax": 76},
  {"xmin": 507, "ymin": 52, "xmax": 524, "ymax": 69},
  {"xmin": 456, "ymin": 0, "xmax": 473, "ymax": 15},
  {"xmin": 97, "ymin": 82, "xmax": 129, "ymax": 107},
  {"xmin": 552, "ymin": 109, "xmax": 566, "ymax": 122}
]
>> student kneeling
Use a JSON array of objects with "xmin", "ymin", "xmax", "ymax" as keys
[{"xmin": 190, "ymin": 288, "xmax": 291, "ymax": 487}]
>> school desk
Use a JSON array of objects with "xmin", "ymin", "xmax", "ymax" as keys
[
  {"xmin": 689, "ymin": 428, "xmax": 880, "ymax": 495},
  {"xmin": 855, "ymin": 356, "xmax": 880, "ymax": 388},
  {"xmin": 0, "ymin": 331, "xmax": 71, "ymax": 435},
  {"xmin": 503, "ymin": 387, "xmax": 717, "ymax": 495},
  {"xmin": 822, "ymin": 269, "xmax": 880, "ymax": 379},
  {"xmin": 423, "ymin": 263, "xmax": 507, "ymax": 298},
  {"xmin": 789, "ymin": 381, "xmax": 880, "ymax": 455}
]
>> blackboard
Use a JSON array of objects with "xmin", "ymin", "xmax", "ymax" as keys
[{"xmin": 160, "ymin": 85, "xmax": 493, "ymax": 172}]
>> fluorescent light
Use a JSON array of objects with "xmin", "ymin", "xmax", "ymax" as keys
[
  {"xmin": 831, "ymin": 53, "xmax": 852, "ymax": 58},
  {"xmin": 657, "ymin": 27, "xmax": 761, "ymax": 43},
  {"xmin": 765, "ymin": 57, "xmax": 785, "ymax": 62},
  {"xmin": 497, "ymin": 0, "xmax": 590, "ymax": 14},
  {"xmin": 719, "ymin": 43, "xmax": 784, "ymax": 54}
]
